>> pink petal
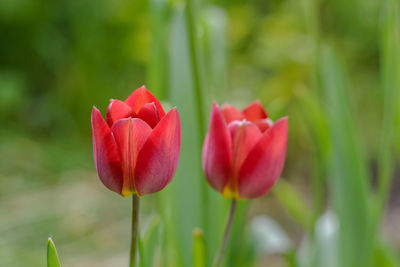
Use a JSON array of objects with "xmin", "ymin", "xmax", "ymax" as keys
[
  {"xmin": 254, "ymin": 118, "xmax": 274, "ymax": 133},
  {"xmin": 125, "ymin": 86, "xmax": 166, "ymax": 118},
  {"xmin": 242, "ymin": 101, "xmax": 268, "ymax": 121},
  {"xmin": 229, "ymin": 121, "xmax": 262, "ymax": 174},
  {"xmin": 106, "ymin": 100, "xmax": 135, "ymax": 127},
  {"xmin": 137, "ymin": 102, "xmax": 161, "ymax": 128},
  {"xmin": 134, "ymin": 108, "xmax": 181, "ymax": 196},
  {"xmin": 224, "ymin": 121, "xmax": 262, "ymax": 196},
  {"xmin": 238, "ymin": 117, "xmax": 288, "ymax": 199},
  {"xmin": 202, "ymin": 103, "xmax": 232, "ymax": 193},
  {"xmin": 111, "ymin": 118, "xmax": 153, "ymax": 196},
  {"xmin": 91, "ymin": 107, "xmax": 123, "ymax": 194},
  {"xmin": 220, "ymin": 104, "xmax": 245, "ymax": 123}
]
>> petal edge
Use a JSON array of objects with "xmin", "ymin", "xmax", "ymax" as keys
[
  {"xmin": 91, "ymin": 107, "xmax": 124, "ymax": 194},
  {"xmin": 238, "ymin": 117, "xmax": 288, "ymax": 198}
]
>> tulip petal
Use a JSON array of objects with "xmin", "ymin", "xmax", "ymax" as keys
[
  {"xmin": 242, "ymin": 101, "xmax": 268, "ymax": 121},
  {"xmin": 223, "ymin": 121, "xmax": 262, "ymax": 197},
  {"xmin": 112, "ymin": 118, "xmax": 153, "ymax": 196},
  {"xmin": 238, "ymin": 117, "xmax": 288, "ymax": 198},
  {"xmin": 202, "ymin": 103, "xmax": 232, "ymax": 192},
  {"xmin": 106, "ymin": 100, "xmax": 135, "ymax": 127},
  {"xmin": 229, "ymin": 121, "xmax": 262, "ymax": 173},
  {"xmin": 91, "ymin": 107, "xmax": 123, "ymax": 194},
  {"xmin": 134, "ymin": 108, "xmax": 181, "ymax": 196},
  {"xmin": 221, "ymin": 104, "xmax": 245, "ymax": 123},
  {"xmin": 254, "ymin": 118, "xmax": 274, "ymax": 133},
  {"xmin": 125, "ymin": 86, "xmax": 166, "ymax": 118},
  {"xmin": 137, "ymin": 102, "xmax": 161, "ymax": 128}
]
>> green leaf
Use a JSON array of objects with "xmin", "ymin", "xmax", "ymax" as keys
[
  {"xmin": 167, "ymin": 6, "xmax": 205, "ymax": 266},
  {"xmin": 193, "ymin": 228, "xmax": 206, "ymax": 267},
  {"xmin": 47, "ymin": 238, "xmax": 61, "ymax": 267},
  {"xmin": 147, "ymin": 0, "xmax": 169, "ymax": 100},
  {"xmin": 374, "ymin": 0, "xmax": 400, "ymax": 229},
  {"xmin": 272, "ymin": 179, "xmax": 314, "ymax": 232},
  {"xmin": 373, "ymin": 242, "xmax": 400, "ymax": 267},
  {"xmin": 140, "ymin": 215, "xmax": 162, "ymax": 267},
  {"xmin": 320, "ymin": 46, "xmax": 373, "ymax": 267}
]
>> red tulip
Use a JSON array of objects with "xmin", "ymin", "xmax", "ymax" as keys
[
  {"xmin": 202, "ymin": 102, "xmax": 288, "ymax": 199},
  {"xmin": 91, "ymin": 86, "xmax": 181, "ymax": 197}
]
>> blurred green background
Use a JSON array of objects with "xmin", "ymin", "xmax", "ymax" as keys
[{"xmin": 0, "ymin": 0, "xmax": 399, "ymax": 266}]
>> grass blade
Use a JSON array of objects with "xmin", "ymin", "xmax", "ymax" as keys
[
  {"xmin": 47, "ymin": 238, "xmax": 61, "ymax": 267},
  {"xmin": 374, "ymin": 0, "xmax": 400, "ymax": 227},
  {"xmin": 193, "ymin": 228, "xmax": 206, "ymax": 267},
  {"xmin": 320, "ymin": 46, "xmax": 372, "ymax": 267},
  {"xmin": 167, "ymin": 5, "xmax": 204, "ymax": 266}
]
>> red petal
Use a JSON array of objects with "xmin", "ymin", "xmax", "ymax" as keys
[
  {"xmin": 238, "ymin": 117, "xmax": 288, "ymax": 198},
  {"xmin": 254, "ymin": 118, "xmax": 274, "ymax": 133},
  {"xmin": 111, "ymin": 118, "xmax": 153, "ymax": 196},
  {"xmin": 220, "ymin": 104, "xmax": 245, "ymax": 123},
  {"xmin": 125, "ymin": 86, "xmax": 166, "ymax": 118},
  {"xmin": 137, "ymin": 102, "xmax": 161, "ymax": 128},
  {"xmin": 242, "ymin": 101, "xmax": 268, "ymax": 121},
  {"xmin": 106, "ymin": 100, "xmax": 135, "ymax": 127},
  {"xmin": 134, "ymin": 108, "xmax": 181, "ymax": 196},
  {"xmin": 229, "ymin": 121, "xmax": 262, "ymax": 174},
  {"xmin": 91, "ymin": 107, "xmax": 123, "ymax": 194},
  {"xmin": 223, "ymin": 121, "xmax": 262, "ymax": 197},
  {"xmin": 202, "ymin": 103, "xmax": 232, "ymax": 193}
]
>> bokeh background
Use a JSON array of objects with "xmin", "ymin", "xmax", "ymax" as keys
[{"xmin": 0, "ymin": 0, "xmax": 399, "ymax": 266}]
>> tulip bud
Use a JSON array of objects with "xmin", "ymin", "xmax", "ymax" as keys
[
  {"xmin": 91, "ymin": 86, "xmax": 181, "ymax": 197},
  {"xmin": 202, "ymin": 102, "xmax": 288, "ymax": 199}
]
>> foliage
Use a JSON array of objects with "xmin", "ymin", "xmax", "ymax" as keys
[{"xmin": 0, "ymin": 0, "xmax": 399, "ymax": 266}]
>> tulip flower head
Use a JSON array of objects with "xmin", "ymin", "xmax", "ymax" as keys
[
  {"xmin": 91, "ymin": 86, "xmax": 181, "ymax": 197},
  {"xmin": 202, "ymin": 102, "xmax": 288, "ymax": 199}
]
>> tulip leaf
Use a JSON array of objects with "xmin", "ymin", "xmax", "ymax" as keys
[
  {"xmin": 373, "ymin": 0, "xmax": 400, "ymax": 229},
  {"xmin": 320, "ymin": 46, "xmax": 373, "ymax": 267},
  {"xmin": 272, "ymin": 179, "xmax": 314, "ymax": 232},
  {"xmin": 47, "ymin": 238, "xmax": 61, "ymax": 267},
  {"xmin": 167, "ymin": 6, "xmax": 204, "ymax": 266},
  {"xmin": 373, "ymin": 242, "xmax": 400, "ymax": 267},
  {"xmin": 193, "ymin": 228, "xmax": 206, "ymax": 267},
  {"xmin": 139, "ymin": 214, "xmax": 162, "ymax": 267},
  {"xmin": 147, "ymin": 0, "xmax": 169, "ymax": 100}
]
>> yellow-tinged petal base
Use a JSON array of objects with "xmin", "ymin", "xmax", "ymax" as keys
[
  {"xmin": 222, "ymin": 186, "xmax": 239, "ymax": 199},
  {"xmin": 121, "ymin": 188, "xmax": 139, "ymax": 197}
]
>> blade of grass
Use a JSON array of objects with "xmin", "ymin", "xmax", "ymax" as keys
[
  {"xmin": 297, "ymin": 91, "xmax": 329, "ymax": 218},
  {"xmin": 47, "ymin": 238, "xmax": 61, "ymax": 267},
  {"xmin": 198, "ymin": 5, "xmax": 229, "ymax": 265},
  {"xmin": 374, "ymin": 0, "xmax": 400, "ymax": 228},
  {"xmin": 201, "ymin": 6, "xmax": 228, "ymax": 102},
  {"xmin": 320, "ymin": 46, "xmax": 373, "ymax": 267},
  {"xmin": 272, "ymin": 179, "xmax": 314, "ymax": 232},
  {"xmin": 373, "ymin": 241, "xmax": 400, "ymax": 267},
  {"xmin": 139, "ymin": 215, "xmax": 162, "ymax": 267},
  {"xmin": 193, "ymin": 228, "xmax": 206, "ymax": 267},
  {"xmin": 147, "ymin": 0, "xmax": 169, "ymax": 99},
  {"xmin": 167, "ymin": 5, "xmax": 204, "ymax": 266},
  {"xmin": 226, "ymin": 201, "xmax": 255, "ymax": 267}
]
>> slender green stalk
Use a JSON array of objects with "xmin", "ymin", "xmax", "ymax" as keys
[
  {"xmin": 129, "ymin": 195, "xmax": 140, "ymax": 267},
  {"xmin": 185, "ymin": 0, "xmax": 206, "ymax": 137},
  {"xmin": 374, "ymin": 0, "xmax": 399, "ymax": 227},
  {"xmin": 185, "ymin": 0, "xmax": 209, "ymax": 248},
  {"xmin": 212, "ymin": 199, "xmax": 237, "ymax": 267}
]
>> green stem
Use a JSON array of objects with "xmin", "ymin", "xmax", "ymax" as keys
[
  {"xmin": 185, "ymin": 0, "xmax": 208, "ymax": 238},
  {"xmin": 185, "ymin": 0, "xmax": 205, "ymax": 137},
  {"xmin": 212, "ymin": 199, "xmax": 237, "ymax": 267},
  {"xmin": 129, "ymin": 195, "xmax": 140, "ymax": 267}
]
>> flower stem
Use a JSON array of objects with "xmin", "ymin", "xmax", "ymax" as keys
[
  {"xmin": 129, "ymin": 194, "xmax": 140, "ymax": 267},
  {"xmin": 212, "ymin": 199, "xmax": 237, "ymax": 267}
]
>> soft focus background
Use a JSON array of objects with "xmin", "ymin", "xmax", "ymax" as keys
[{"xmin": 0, "ymin": 0, "xmax": 399, "ymax": 266}]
